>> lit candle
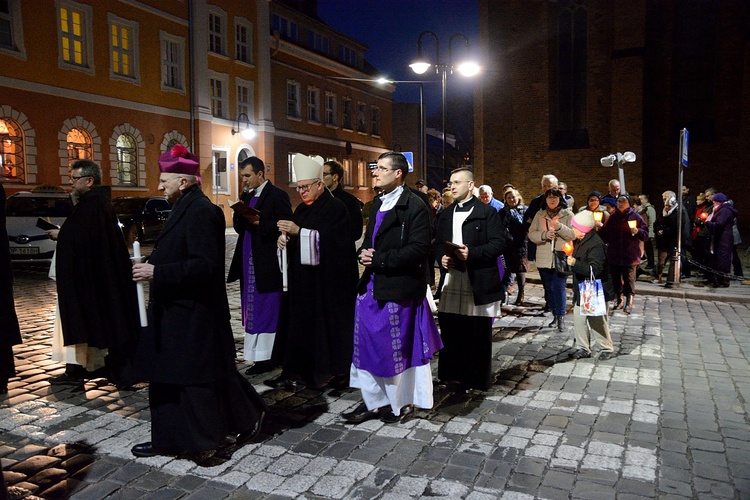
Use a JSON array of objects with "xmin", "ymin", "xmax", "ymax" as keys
[
  {"xmin": 593, "ymin": 211, "xmax": 603, "ymax": 222},
  {"xmin": 562, "ymin": 241, "xmax": 574, "ymax": 256},
  {"xmin": 699, "ymin": 212, "xmax": 708, "ymax": 221},
  {"xmin": 628, "ymin": 220, "xmax": 637, "ymax": 230}
]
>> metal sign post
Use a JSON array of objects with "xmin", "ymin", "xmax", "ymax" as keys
[{"xmin": 666, "ymin": 128, "xmax": 688, "ymax": 288}]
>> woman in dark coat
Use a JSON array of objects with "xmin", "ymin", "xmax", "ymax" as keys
[
  {"xmin": 703, "ymin": 193, "xmax": 738, "ymax": 287},
  {"xmin": 1, "ymin": 184, "xmax": 22, "ymax": 394},
  {"xmin": 498, "ymin": 188, "xmax": 528, "ymax": 305}
]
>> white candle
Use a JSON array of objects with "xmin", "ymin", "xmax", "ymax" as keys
[
  {"xmin": 282, "ymin": 231, "xmax": 288, "ymax": 291},
  {"xmin": 132, "ymin": 241, "xmax": 148, "ymax": 327}
]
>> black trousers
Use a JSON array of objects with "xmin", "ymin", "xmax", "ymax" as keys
[
  {"xmin": 437, "ymin": 312, "xmax": 493, "ymax": 390},
  {"xmin": 610, "ymin": 264, "xmax": 637, "ymax": 297},
  {"xmin": 149, "ymin": 371, "xmax": 267, "ymax": 454}
]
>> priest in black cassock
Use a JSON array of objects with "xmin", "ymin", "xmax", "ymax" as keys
[
  {"xmin": 1, "ymin": 183, "xmax": 22, "ymax": 395},
  {"xmin": 49, "ymin": 159, "xmax": 139, "ymax": 387},
  {"xmin": 131, "ymin": 145, "xmax": 267, "ymax": 458},
  {"xmin": 271, "ymin": 153, "xmax": 358, "ymax": 390}
]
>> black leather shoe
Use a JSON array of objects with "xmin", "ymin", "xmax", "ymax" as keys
[
  {"xmin": 342, "ymin": 403, "xmax": 382, "ymax": 424},
  {"xmin": 49, "ymin": 373, "xmax": 84, "ymax": 385},
  {"xmin": 381, "ymin": 405, "xmax": 414, "ymax": 424},
  {"xmin": 237, "ymin": 411, "xmax": 266, "ymax": 445},
  {"xmin": 264, "ymin": 373, "xmax": 297, "ymax": 389},
  {"xmin": 328, "ymin": 374, "xmax": 350, "ymax": 390},
  {"xmin": 244, "ymin": 361, "xmax": 274, "ymax": 376},
  {"xmin": 131, "ymin": 442, "xmax": 159, "ymax": 458}
]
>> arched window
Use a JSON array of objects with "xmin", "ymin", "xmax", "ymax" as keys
[
  {"xmin": 116, "ymin": 133, "xmax": 138, "ymax": 186},
  {"xmin": 67, "ymin": 127, "xmax": 92, "ymax": 167},
  {"xmin": 0, "ymin": 118, "xmax": 24, "ymax": 182},
  {"xmin": 166, "ymin": 138, "xmax": 181, "ymax": 150}
]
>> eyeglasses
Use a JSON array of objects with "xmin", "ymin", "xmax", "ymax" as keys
[
  {"xmin": 446, "ymin": 180, "xmax": 466, "ymax": 188},
  {"xmin": 374, "ymin": 166, "xmax": 397, "ymax": 174},
  {"xmin": 295, "ymin": 181, "xmax": 319, "ymax": 193},
  {"xmin": 70, "ymin": 175, "xmax": 92, "ymax": 181},
  {"xmin": 322, "ymin": 171, "xmax": 332, "ymax": 177}
]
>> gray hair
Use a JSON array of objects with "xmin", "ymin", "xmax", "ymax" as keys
[
  {"xmin": 71, "ymin": 159, "xmax": 102, "ymax": 185},
  {"xmin": 478, "ymin": 185, "xmax": 493, "ymax": 195}
]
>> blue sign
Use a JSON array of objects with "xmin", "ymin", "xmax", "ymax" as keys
[
  {"xmin": 403, "ymin": 152, "xmax": 414, "ymax": 172},
  {"xmin": 681, "ymin": 129, "xmax": 689, "ymax": 168}
]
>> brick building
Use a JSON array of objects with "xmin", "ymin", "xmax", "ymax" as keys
[
  {"xmin": 475, "ymin": 0, "xmax": 749, "ymax": 231},
  {"xmin": 0, "ymin": 0, "xmax": 392, "ymax": 221}
]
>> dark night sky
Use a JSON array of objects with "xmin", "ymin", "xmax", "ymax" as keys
[{"xmin": 316, "ymin": 0, "xmax": 480, "ymax": 116}]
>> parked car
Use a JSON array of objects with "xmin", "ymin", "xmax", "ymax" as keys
[
  {"xmin": 113, "ymin": 196, "xmax": 171, "ymax": 246},
  {"xmin": 5, "ymin": 190, "xmax": 73, "ymax": 262}
]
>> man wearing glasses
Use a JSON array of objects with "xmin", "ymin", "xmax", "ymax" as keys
[
  {"xmin": 47, "ymin": 159, "xmax": 139, "ymax": 388},
  {"xmin": 343, "ymin": 151, "xmax": 442, "ymax": 424},
  {"xmin": 272, "ymin": 154, "xmax": 358, "ymax": 390}
]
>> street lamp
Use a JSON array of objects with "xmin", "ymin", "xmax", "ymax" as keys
[
  {"xmin": 410, "ymin": 31, "xmax": 479, "ymax": 184},
  {"xmin": 600, "ymin": 151, "xmax": 636, "ymax": 194},
  {"xmin": 231, "ymin": 113, "xmax": 256, "ymax": 141}
]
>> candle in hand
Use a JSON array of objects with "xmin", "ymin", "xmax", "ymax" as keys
[
  {"xmin": 562, "ymin": 241, "xmax": 574, "ymax": 256},
  {"xmin": 593, "ymin": 211, "xmax": 603, "ymax": 222},
  {"xmin": 700, "ymin": 212, "xmax": 708, "ymax": 221},
  {"xmin": 627, "ymin": 220, "xmax": 637, "ymax": 230}
]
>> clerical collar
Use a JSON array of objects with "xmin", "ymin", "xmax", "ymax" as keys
[
  {"xmin": 455, "ymin": 196, "xmax": 475, "ymax": 212},
  {"xmin": 252, "ymin": 180, "xmax": 268, "ymax": 197},
  {"xmin": 379, "ymin": 185, "xmax": 404, "ymax": 211}
]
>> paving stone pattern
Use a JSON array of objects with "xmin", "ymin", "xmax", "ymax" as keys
[{"xmin": 2, "ymin": 235, "xmax": 749, "ymax": 498}]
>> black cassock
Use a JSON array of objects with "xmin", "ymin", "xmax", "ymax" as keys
[
  {"xmin": 272, "ymin": 189, "xmax": 358, "ymax": 386},
  {"xmin": 1, "ymin": 185, "xmax": 21, "ymax": 387},
  {"xmin": 55, "ymin": 186, "xmax": 139, "ymax": 384},
  {"xmin": 135, "ymin": 185, "xmax": 266, "ymax": 454}
]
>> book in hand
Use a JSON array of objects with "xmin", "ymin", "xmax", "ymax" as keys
[
  {"xmin": 444, "ymin": 241, "xmax": 467, "ymax": 272},
  {"xmin": 36, "ymin": 218, "xmax": 59, "ymax": 231},
  {"xmin": 229, "ymin": 200, "xmax": 261, "ymax": 223}
]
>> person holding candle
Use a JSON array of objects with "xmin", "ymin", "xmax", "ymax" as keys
[
  {"xmin": 46, "ymin": 159, "xmax": 140, "ymax": 388},
  {"xmin": 566, "ymin": 210, "xmax": 615, "ymax": 360},
  {"xmin": 598, "ymin": 194, "xmax": 648, "ymax": 314},
  {"xmin": 528, "ymin": 188, "xmax": 576, "ymax": 332},
  {"xmin": 578, "ymin": 191, "xmax": 609, "ymax": 228},
  {"xmin": 654, "ymin": 191, "xmax": 691, "ymax": 283},
  {"xmin": 701, "ymin": 193, "xmax": 738, "ymax": 287},
  {"xmin": 131, "ymin": 145, "xmax": 267, "ymax": 458}
]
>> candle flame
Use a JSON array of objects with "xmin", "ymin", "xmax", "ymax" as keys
[
  {"xmin": 563, "ymin": 241, "xmax": 574, "ymax": 256},
  {"xmin": 628, "ymin": 220, "xmax": 637, "ymax": 229}
]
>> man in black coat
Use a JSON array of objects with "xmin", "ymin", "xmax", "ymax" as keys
[
  {"xmin": 434, "ymin": 167, "xmax": 505, "ymax": 391},
  {"xmin": 323, "ymin": 159, "xmax": 363, "ymax": 243},
  {"xmin": 0, "ymin": 184, "xmax": 21, "ymax": 395},
  {"xmin": 48, "ymin": 160, "xmax": 139, "ymax": 387},
  {"xmin": 227, "ymin": 156, "xmax": 292, "ymax": 375},
  {"xmin": 131, "ymin": 146, "xmax": 266, "ymax": 458},
  {"xmin": 272, "ymin": 154, "xmax": 358, "ymax": 390}
]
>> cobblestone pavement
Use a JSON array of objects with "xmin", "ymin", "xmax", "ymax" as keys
[{"xmin": 2, "ymin": 235, "xmax": 750, "ymax": 499}]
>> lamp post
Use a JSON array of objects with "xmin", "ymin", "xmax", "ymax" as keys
[
  {"xmin": 231, "ymin": 113, "xmax": 256, "ymax": 141},
  {"xmin": 410, "ymin": 31, "xmax": 479, "ymax": 185},
  {"xmin": 599, "ymin": 151, "xmax": 636, "ymax": 194}
]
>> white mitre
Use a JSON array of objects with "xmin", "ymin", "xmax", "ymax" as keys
[{"xmin": 293, "ymin": 154, "xmax": 324, "ymax": 181}]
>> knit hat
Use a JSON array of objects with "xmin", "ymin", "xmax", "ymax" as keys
[
  {"xmin": 587, "ymin": 190, "xmax": 602, "ymax": 201},
  {"xmin": 571, "ymin": 210, "xmax": 596, "ymax": 234},
  {"xmin": 712, "ymin": 193, "xmax": 727, "ymax": 203},
  {"xmin": 600, "ymin": 195, "xmax": 617, "ymax": 207},
  {"xmin": 158, "ymin": 144, "xmax": 199, "ymax": 176}
]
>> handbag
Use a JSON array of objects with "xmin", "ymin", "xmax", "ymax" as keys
[
  {"xmin": 579, "ymin": 267, "xmax": 607, "ymax": 316},
  {"xmin": 552, "ymin": 237, "xmax": 571, "ymax": 276}
]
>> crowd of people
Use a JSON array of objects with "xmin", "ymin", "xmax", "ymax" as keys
[{"xmin": 0, "ymin": 149, "xmax": 743, "ymax": 460}]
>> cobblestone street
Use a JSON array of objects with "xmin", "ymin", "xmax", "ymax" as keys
[{"xmin": 2, "ymin": 234, "xmax": 750, "ymax": 499}]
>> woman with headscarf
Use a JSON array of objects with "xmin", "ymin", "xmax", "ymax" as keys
[
  {"xmin": 528, "ymin": 188, "xmax": 575, "ymax": 331},
  {"xmin": 598, "ymin": 194, "xmax": 648, "ymax": 314},
  {"xmin": 701, "ymin": 193, "xmax": 738, "ymax": 287}
]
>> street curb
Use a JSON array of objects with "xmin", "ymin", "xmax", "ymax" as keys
[{"xmin": 525, "ymin": 276, "xmax": 750, "ymax": 304}]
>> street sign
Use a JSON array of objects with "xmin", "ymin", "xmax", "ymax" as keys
[
  {"xmin": 681, "ymin": 128, "xmax": 689, "ymax": 168},
  {"xmin": 403, "ymin": 152, "xmax": 414, "ymax": 172}
]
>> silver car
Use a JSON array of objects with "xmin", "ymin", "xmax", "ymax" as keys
[{"xmin": 6, "ymin": 191, "xmax": 73, "ymax": 262}]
